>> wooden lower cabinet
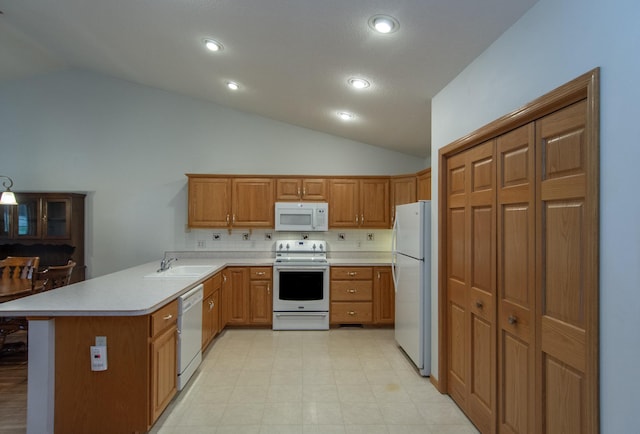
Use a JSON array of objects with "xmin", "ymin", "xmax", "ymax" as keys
[
  {"xmin": 202, "ymin": 272, "xmax": 222, "ymax": 350},
  {"xmin": 54, "ymin": 300, "xmax": 178, "ymax": 433},
  {"xmin": 249, "ymin": 267, "xmax": 272, "ymax": 325},
  {"xmin": 373, "ymin": 266, "xmax": 394, "ymax": 325},
  {"xmin": 222, "ymin": 266, "xmax": 273, "ymax": 326},
  {"xmin": 330, "ymin": 267, "xmax": 374, "ymax": 325}
]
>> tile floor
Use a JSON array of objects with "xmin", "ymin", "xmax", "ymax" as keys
[{"xmin": 151, "ymin": 328, "xmax": 478, "ymax": 434}]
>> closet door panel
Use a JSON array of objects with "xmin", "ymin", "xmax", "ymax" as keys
[
  {"xmin": 497, "ymin": 124, "xmax": 536, "ymax": 434},
  {"xmin": 537, "ymin": 99, "xmax": 596, "ymax": 434}
]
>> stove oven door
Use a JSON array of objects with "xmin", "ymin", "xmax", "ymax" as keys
[{"xmin": 272, "ymin": 264, "xmax": 329, "ymax": 312}]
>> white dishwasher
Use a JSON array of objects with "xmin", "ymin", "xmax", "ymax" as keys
[{"xmin": 177, "ymin": 284, "xmax": 203, "ymax": 390}]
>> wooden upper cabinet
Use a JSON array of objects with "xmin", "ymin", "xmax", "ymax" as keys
[
  {"xmin": 328, "ymin": 179, "xmax": 360, "ymax": 227},
  {"xmin": 391, "ymin": 176, "xmax": 417, "ymax": 223},
  {"xmin": 328, "ymin": 178, "xmax": 389, "ymax": 228},
  {"xmin": 188, "ymin": 177, "xmax": 231, "ymax": 227},
  {"xmin": 187, "ymin": 176, "xmax": 274, "ymax": 228},
  {"xmin": 276, "ymin": 178, "xmax": 327, "ymax": 201},
  {"xmin": 360, "ymin": 178, "xmax": 390, "ymax": 228},
  {"xmin": 231, "ymin": 178, "xmax": 274, "ymax": 227},
  {"xmin": 416, "ymin": 168, "xmax": 432, "ymax": 200}
]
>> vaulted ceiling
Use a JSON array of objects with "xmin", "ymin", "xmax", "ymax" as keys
[{"xmin": 0, "ymin": 0, "xmax": 538, "ymax": 157}]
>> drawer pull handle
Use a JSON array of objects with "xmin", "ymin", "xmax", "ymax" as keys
[
  {"xmin": 348, "ymin": 272, "xmax": 357, "ymax": 276},
  {"xmin": 475, "ymin": 300, "xmax": 483, "ymax": 308},
  {"xmin": 347, "ymin": 289, "xmax": 357, "ymax": 294},
  {"xmin": 508, "ymin": 315, "xmax": 518, "ymax": 325},
  {"xmin": 256, "ymin": 271, "xmax": 266, "ymax": 276},
  {"xmin": 163, "ymin": 314, "xmax": 173, "ymax": 320},
  {"xmin": 348, "ymin": 311, "xmax": 356, "ymax": 316}
]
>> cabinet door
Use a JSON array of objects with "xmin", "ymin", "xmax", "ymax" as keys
[
  {"xmin": 188, "ymin": 177, "xmax": 231, "ymax": 227},
  {"xmin": 276, "ymin": 179, "xmax": 303, "ymax": 201},
  {"xmin": 302, "ymin": 178, "xmax": 327, "ymax": 201},
  {"xmin": 328, "ymin": 179, "xmax": 359, "ymax": 227},
  {"xmin": 417, "ymin": 169, "xmax": 432, "ymax": 200},
  {"xmin": 13, "ymin": 194, "xmax": 41, "ymax": 239},
  {"xmin": 150, "ymin": 324, "xmax": 177, "ymax": 424},
  {"xmin": 212, "ymin": 289, "xmax": 220, "ymax": 337},
  {"xmin": 250, "ymin": 279, "xmax": 272, "ymax": 324},
  {"xmin": 43, "ymin": 196, "xmax": 72, "ymax": 239},
  {"xmin": 226, "ymin": 267, "xmax": 250, "ymax": 325},
  {"xmin": 232, "ymin": 178, "xmax": 274, "ymax": 227},
  {"xmin": 391, "ymin": 176, "xmax": 417, "ymax": 223},
  {"xmin": 202, "ymin": 293, "xmax": 214, "ymax": 349},
  {"xmin": 360, "ymin": 178, "xmax": 390, "ymax": 228},
  {"xmin": 374, "ymin": 267, "xmax": 395, "ymax": 325},
  {"xmin": 0, "ymin": 204, "xmax": 13, "ymax": 238}
]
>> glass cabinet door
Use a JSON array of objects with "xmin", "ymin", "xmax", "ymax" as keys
[
  {"xmin": 14, "ymin": 195, "xmax": 42, "ymax": 239},
  {"xmin": 43, "ymin": 198, "xmax": 71, "ymax": 239},
  {"xmin": 0, "ymin": 205, "xmax": 13, "ymax": 238}
]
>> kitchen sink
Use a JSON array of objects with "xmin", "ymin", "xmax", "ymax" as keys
[{"xmin": 144, "ymin": 265, "xmax": 215, "ymax": 279}]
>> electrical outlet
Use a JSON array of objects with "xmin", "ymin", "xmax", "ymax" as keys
[
  {"xmin": 338, "ymin": 233, "xmax": 345, "ymax": 240},
  {"xmin": 212, "ymin": 233, "xmax": 221, "ymax": 240},
  {"xmin": 242, "ymin": 233, "xmax": 250, "ymax": 240},
  {"xmin": 265, "ymin": 233, "xmax": 272, "ymax": 240},
  {"xmin": 367, "ymin": 233, "xmax": 374, "ymax": 241},
  {"xmin": 197, "ymin": 240, "xmax": 206, "ymax": 248}
]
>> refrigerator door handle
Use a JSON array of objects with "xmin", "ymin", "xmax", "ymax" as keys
[{"xmin": 391, "ymin": 215, "xmax": 399, "ymax": 291}]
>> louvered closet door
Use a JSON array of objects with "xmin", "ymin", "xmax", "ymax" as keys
[
  {"xmin": 536, "ymin": 99, "xmax": 597, "ymax": 434},
  {"xmin": 497, "ymin": 124, "xmax": 536, "ymax": 434},
  {"xmin": 446, "ymin": 140, "xmax": 496, "ymax": 434}
]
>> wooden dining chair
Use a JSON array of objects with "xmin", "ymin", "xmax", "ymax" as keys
[
  {"xmin": 35, "ymin": 260, "xmax": 76, "ymax": 292},
  {"xmin": 0, "ymin": 256, "xmax": 40, "ymax": 280},
  {"xmin": 0, "ymin": 257, "xmax": 40, "ymax": 355}
]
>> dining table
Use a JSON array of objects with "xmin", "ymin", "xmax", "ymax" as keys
[{"xmin": 0, "ymin": 278, "xmax": 45, "ymax": 303}]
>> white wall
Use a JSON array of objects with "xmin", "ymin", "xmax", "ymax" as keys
[
  {"xmin": 0, "ymin": 69, "xmax": 425, "ymax": 276},
  {"xmin": 431, "ymin": 0, "xmax": 639, "ymax": 431}
]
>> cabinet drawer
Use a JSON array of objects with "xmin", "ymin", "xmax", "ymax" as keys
[
  {"xmin": 330, "ymin": 267, "xmax": 373, "ymax": 280},
  {"xmin": 250, "ymin": 267, "xmax": 272, "ymax": 280},
  {"xmin": 331, "ymin": 302, "xmax": 373, "ymax": 323},
  {"xmin": 150, "ymin": 300, "xmax": 178, "ymax": 337},
  {"xmin": 331, "ymin": 281, "xmax": 373, "ymax": 301}
]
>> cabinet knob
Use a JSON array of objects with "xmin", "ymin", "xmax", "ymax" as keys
[
  {"xmin": 508, "ymin": 315, "xmax": 518, "ymax": 325},
  {"xmin": 475, "ymin": 300, "xmax": 483, "ymax": 308}
]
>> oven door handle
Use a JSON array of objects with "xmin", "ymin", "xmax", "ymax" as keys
[{"xmin": 275, "ymin": 313, "xmax": 328, "ymax": 317}]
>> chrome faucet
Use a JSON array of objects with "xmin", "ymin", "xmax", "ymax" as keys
[{"xmin": 158, "ymin": 255, "xmax": 178, "ymax": 272}]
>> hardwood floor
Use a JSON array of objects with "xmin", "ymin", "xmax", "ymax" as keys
[{"xmin": 0, "ymin": 331, "xmax": 27, "ymax": 434}]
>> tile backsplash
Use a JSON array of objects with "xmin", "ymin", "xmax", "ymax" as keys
[{"xmin": 185, "ymin": 228, "xmax": 392, "ymax": 253}]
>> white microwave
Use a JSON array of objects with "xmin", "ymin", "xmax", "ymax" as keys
[{"xmin": 275, "ymin": 202, "xmax": 328, "ymax": 232}]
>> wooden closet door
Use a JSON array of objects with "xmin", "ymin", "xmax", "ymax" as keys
[
  {"xmin": 536, "ymin": 99, "xmax": 597, "ymax": 434},
  {"xmin": 446, "ymin": 140, "xmax": 496, "ymax": 433},
  {"xmin": 497, "ymin": 124, "xmax": 536, "ymax": 434}
]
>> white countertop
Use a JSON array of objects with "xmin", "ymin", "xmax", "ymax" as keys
[{"xmin": 0, "ymin": 255, "xmax": 391, "ymax": 317}]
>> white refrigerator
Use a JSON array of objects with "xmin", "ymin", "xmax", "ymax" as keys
[{"xmin": 392, "ymin": 200, "xmax": 431, "ymax": 376}]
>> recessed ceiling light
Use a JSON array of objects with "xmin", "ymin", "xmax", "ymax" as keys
[
  {"xmin": 368, "ymin": 15, "xmax": 400, "ymax": 34},
  {"xmin": 204, "ymin": 39, "xmax": 223, "ymax": 52},
  {"xmin": 226, "ymin": 81, "xmax": 239, "ymax": 90},
  {"xmin": 348, "ymin": 77, "xmax": 370, "ymax": 89},
  {"xmin": 337, "ymin": 111, "xmax": 355, "ymax": 121}
]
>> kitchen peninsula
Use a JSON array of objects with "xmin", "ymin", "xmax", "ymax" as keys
[{"xmin": 0, "ymin": 253, "xmax": 391, "ymax": 434}]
